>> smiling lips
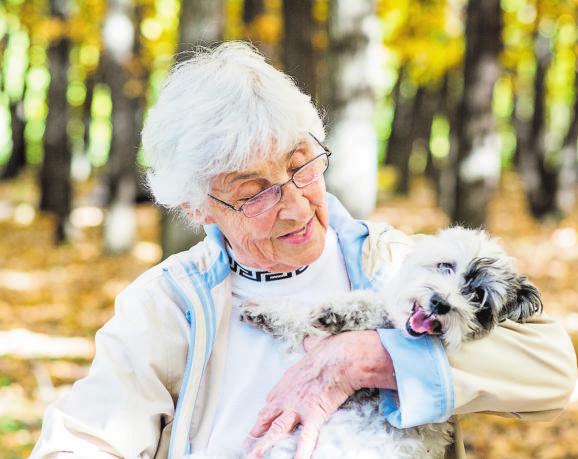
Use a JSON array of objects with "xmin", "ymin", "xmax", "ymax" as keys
[
  {"xmin": 282, "ymin": 225, "xmax": 307, "ymax": 237},
  {"xmin": 278, "ymin": 218, "xmax": 314, "ymax": 243}
]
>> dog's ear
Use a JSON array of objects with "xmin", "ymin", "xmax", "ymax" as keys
[{"xmin": 499, "ymin": 276, "xmax": 543, "ymax": 322}]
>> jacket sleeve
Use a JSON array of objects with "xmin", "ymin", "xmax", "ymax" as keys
[
  {"xmin": 30, "ymin": 279, "xmax": 190, "ymax": 459},
  {"xmin": 371, "ymin": 226, "xmax": 576, "ymax": 428},
  {"xmin": 448, "ymin": 313, "xmax": 576, "ymax": 419}
]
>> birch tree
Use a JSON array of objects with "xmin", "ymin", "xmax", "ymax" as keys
[
  {"xmin": 101, "ymin": 0, "xmax": 147, "ymax": 254},
  {"xmin": 321, "ymin": 0, "xmax": 381, "ymax": 219}
]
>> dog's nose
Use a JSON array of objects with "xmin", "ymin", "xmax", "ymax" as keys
[{"xmin": 430, "ymin": 294, "xmax": 451, "ymax": 315}]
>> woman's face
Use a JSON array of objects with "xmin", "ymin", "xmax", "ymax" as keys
[{"xmin": 205, "ymin": 138, "xmax": 329, "ymax": 273}]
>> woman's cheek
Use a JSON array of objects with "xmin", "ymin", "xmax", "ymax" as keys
[
  {"xmin": 310, "ymin": 182, "xmax": 329, "ymax": 227},
  {"xmin": 317, "ymin": 205, "xmax": 329, "ymax": 230},
  {"xmin": 248, "ymin": 213, "xmax": 277, "ymax": 237}
]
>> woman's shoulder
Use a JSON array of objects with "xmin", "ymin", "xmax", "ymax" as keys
[
  {"xmin": 128, "ymin": 236, "xmax": 225, "ymax": 287},
  {"xmin": 116, "ymin": 236, "xmax": 229, "ymax": 316},
  {"xmin": 361, "ymin": 222, "xmax": 416, "ymax": 281}
]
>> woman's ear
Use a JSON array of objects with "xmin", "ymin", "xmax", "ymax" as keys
[{"xmin": 179, "ymin": 203, "xmax": 215, "ymax": 225}]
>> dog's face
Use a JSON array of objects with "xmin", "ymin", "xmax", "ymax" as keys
[{"xmin": 385, "ymin": 228, "xmax": 542, "ymax": 349}]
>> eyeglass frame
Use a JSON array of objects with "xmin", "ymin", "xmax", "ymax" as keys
[{"xmin": 207, "ymin": 133, "xmax": 331, "ymax": 218}]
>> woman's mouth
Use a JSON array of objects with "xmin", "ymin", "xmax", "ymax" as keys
[{"xmin": 278, "ymin": 218, "xmax": 314, "ymax": 244}]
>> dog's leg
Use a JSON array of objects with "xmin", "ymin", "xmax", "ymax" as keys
[
  {"xmin": 239, "ymin": 298, "xmax": 321, "ymax": 351},
  {"xmin": 310, "ymin": 290, "xmax": 394, "ymax": 334}
]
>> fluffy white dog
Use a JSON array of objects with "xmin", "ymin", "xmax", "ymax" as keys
[{"xmin": 193, "ymin": 228, "xmax": 543, "ymax": 459}]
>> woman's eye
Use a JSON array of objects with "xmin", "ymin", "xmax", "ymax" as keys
[
  {"xmin": 289, "ymin": 163, "xmax": 305, "ymax": 174},
  {"xmin": 236, "ymin": 193, "xmax": 254, "ymax": 202},
  {"xmin": 237, "ymin": 188, "xmax": 264, "ymax": 201},
  {"xmin": 436, "ymin": 262, "xmax": 455, "ymax": 274}
]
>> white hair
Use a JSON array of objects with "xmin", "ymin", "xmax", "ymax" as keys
[{"xmin": 141, "ymin": 41, "xmax": 325, "ymax": 220}]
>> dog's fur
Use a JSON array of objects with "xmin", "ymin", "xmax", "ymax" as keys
[
  {"xmin": 190, "ymin": 228, "xmax": 543, "ymax": 459},
  {"xmin": 235, "ymin": 228, "xmax": 543, "ymax": 459}
]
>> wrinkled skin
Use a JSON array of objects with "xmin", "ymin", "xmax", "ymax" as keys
[
  {"xmin": 245, "ymin": 332, "xmax": 396, "ymax": 459},
  {"xmin": 204, "ymin": 139, "xmax": 329, "ymax": 273}
]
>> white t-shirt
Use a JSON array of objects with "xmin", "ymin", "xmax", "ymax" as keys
[{"xmin": 205, "ymin": 227, "xmax": 351, "ymax": 455}]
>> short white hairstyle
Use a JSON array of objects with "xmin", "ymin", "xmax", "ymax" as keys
[{"xmin": 141, "ymin": 41, "xmax": 325, "ymax": 219}]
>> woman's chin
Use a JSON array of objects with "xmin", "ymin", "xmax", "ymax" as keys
[{"xmin": 272, "ymin": 220, "xmax": 326, "ymax": 271}]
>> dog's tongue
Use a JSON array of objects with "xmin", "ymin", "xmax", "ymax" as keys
[{"xmin": 410, "ymin": 308, "xmax": 438, "ymax": 334}]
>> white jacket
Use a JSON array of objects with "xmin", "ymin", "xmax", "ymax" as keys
[{"xmin": 31, "ymin": 195, "xmax": 577, "ymax": 459}]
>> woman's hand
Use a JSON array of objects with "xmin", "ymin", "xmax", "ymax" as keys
[{"xmin": 245, "ymin": 330, "xmax": 397, "ymax": 459}]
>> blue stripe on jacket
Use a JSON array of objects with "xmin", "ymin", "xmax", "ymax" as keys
[{"xmin": 198, "ymin": 192, "xmax": 453, "ymax": 432}]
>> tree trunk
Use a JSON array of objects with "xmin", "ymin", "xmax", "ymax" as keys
[
  {"xmin": 1, "ymin": 32, "xmax": 27, "ymax": 180},
  {"xmin": 81, "ymin": 71, "xmax": 96, "ymax": 166},
  {"xmin": 83, "ymin": 73, "xmax": 95, "ymax": 152},
  {"xmin": 385, "ymin": 67, "xmax": 414, "ymax": 193},
  {"xmin": 0, "ymin": 34, "xmax": 6, "ymax": 67},
  {"xmin": 384, "ymin": 68, "xmax": 404, "ymax": 167},
  {"xmin": 321, "ymin": 0, "xmax": 380, "ymax": 219},
  {"xmin": 243, "ymin": 0, "xmax": 265, "ymax": 24},
  {"xmin": 101, "ymin": 0, "xmax": 148, "ymax": 254},
  {"xmin": 160, "ymin": 0, "xmax": 224, "ymax": 259},
  {"xmin": 40, "ymin": 0, "xmax": 72, "ymax": 243},
  {"xmin": 447, "ymin": 0, "xmax": 502, "ymax": 227},
  {"xmin": 282, "ymin": 0, "xmax": 316, "ymax": 99},
  {"xmin": 556, "ymin": 66, "xmax": 578, "ymax": 215},
  {"xmin": 386, "ymin": 67, "xmax": 439, "ymax": 194},
  {"xmin": 515, "ymin": 32, "xmax": 558, "ymax": 220},
  {"xmin": 2, "ymin": 96, "xmax": 27, "ymax": 179},
  {"xmin": 242, "ymin": 0, "xmax": 275, "ymax": 60},
  {"xmin": 438, "ymin": 69, "xmax": 463, "ymax": 211},
  {"xmin": 70, "ymin": 69, "xmax": 96, "ymax": 182},
  {"xmin": 179, "ymin": 0, "xmax": 223, "ymax": 49},
  {"xmin": 101, "ymin": 52, "xmax": 140, "ymax": 254},
  {"xmin": 424, "ymin": 75, "xmax": 449, "ymax": 186}
]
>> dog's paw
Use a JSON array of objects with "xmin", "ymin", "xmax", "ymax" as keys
[
  {"xmin": 239, "ymin": 302, "xmax": 275, "ymax": 332},
  {"xmin": 311, "ymin": 308, "xmax": 350, "ymax": 334}
]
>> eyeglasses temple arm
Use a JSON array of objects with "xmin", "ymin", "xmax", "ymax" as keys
[
  {"xmin": 308, "ymin": 132, "xmax": 331, "ymax": 156},
  {"xmin": 208, "ymin": 194, "xmax": 242, "ymax": 212}
]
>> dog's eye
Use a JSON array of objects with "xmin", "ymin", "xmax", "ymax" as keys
[
  {"xmin": 471, "ymin": 287, "xmax": 486, "ymax": 304},
  {"xmin": 436, "ymin": 262, "xmax": 455, "ymax": 275}
]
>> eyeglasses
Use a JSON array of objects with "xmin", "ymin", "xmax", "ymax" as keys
[{"xmin": 208, "ymin": 134, "xmax": 331, "ymax": 218}]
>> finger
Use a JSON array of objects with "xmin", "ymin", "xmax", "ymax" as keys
[
  {"xmin": 294, "ymin": 415, "xmax": 325, "ymax": 459},
  {"xmin": 249, "ymin": 405, "xmax": 283, "ymax": 438},
  {"xmin": 242, "ymin": 434, "xmax": 258, "ymax": 453},
  {"xmin": 246, "ymin": 411, "xmax": 300, "ymax": 459},
  {"xmin": 303, "ymin": 334, "xmax": 326, "ymax": 352}
]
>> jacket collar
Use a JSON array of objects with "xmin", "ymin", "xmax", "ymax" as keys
[{"xmin": 203, "ymin": 192, "xmax": 372, "ymax": 290}]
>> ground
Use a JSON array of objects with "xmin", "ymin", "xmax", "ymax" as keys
[{"xmin": 0, "ymin": 171, "xmax": 576, "ymax": 458}]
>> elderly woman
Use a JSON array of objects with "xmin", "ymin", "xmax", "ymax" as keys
[{"xmin": 32, "ymin": 42, "xmax": 576, "ymax": 459}]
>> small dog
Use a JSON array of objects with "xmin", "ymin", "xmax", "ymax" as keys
[{"xmin": 237, "ymin": 227, "xmax": 543, "ymax": 459}]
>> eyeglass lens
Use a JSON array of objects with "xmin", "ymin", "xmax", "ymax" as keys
[{"xmin": 241, "ymin": 154, "xmax": 328, "ymax": 217}]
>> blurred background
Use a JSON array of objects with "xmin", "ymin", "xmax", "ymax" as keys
[{"xmin": 0, "ymin": 0, "xmax": 577, "ymax": 457}]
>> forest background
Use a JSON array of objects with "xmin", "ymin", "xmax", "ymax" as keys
[{"xmin": 1, "ymin": 0, "xmax": 577, "ymax": 457}]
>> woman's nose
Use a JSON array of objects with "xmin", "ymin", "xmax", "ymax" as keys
[{"xmin": 277, "ymin": 182, "xmax": 311, "ymax": 221}]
